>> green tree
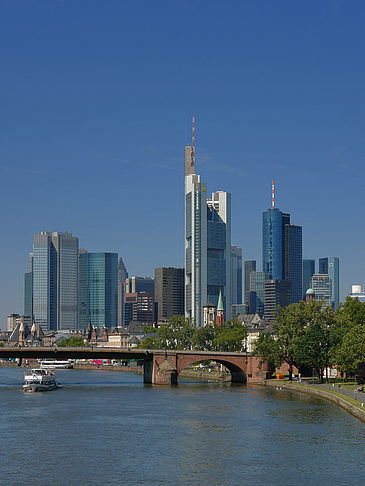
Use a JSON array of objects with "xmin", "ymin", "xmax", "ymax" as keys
[
  {"xmin": 58, "ymin": 336, "xmax": 88, "ymax": 347},
  {"xmin": 213, "ymin": 319, "xmax": 247, "ymax": 352},
  {"xmin": 191, "ymin": 323, "xmax": 218, "ymax": 351},
  {"xmin": 336, "ymin": 324, "xmax": 365, "ymax": 375},
  {"xmin": 293, "ymin": 304, "xmax": 336, "ymax": 381},
  {"xmin": 252, "ymin": 332, "xmax": 282, "ymax": 370}
]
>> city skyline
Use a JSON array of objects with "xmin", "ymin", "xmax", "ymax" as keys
[{"xmin": 2, "ymin": 1, "xmax": 365, "ymax": 324}]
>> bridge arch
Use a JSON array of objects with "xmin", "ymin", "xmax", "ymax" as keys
[{"xmin": 176, "ymin": 355, "xmax": 247, "ymax": 383}]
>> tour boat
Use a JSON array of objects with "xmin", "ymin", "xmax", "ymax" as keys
[
  {"xmin": 39, "ymin": 360, "xmax": 73, "ymax": 369},
  {"xmin": 23, "ymin": 368, "xmax": 58, "ymax": 392}
]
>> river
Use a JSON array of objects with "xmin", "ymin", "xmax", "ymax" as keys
[{"xmin": 1, "ymin": 366, "xmax": 364, "ymax": 485}]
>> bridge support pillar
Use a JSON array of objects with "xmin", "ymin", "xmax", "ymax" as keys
[
  {"xmin": 143, "ymin": 360, "xmax": 153, "ymax": 384},
  {"xmin": 153, "ymin": 358, "xmax": 178, "ymax": 385}
]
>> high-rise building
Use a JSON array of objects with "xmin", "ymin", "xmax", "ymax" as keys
[
  {"xmin": 118, "ymin": 257, "xmax": 128, "ymax": 327},
  {"xmin": 311, "ymin": 274, "xmax": 332, "ymax": 307},
  {"xmin": 79, "ymin": 251, "xmax": 118, "ymax": 329},
  {"xmin": 262, "ymin": 182, "xmax": 302, "ymax": 306},
  {"xmin": 244, "ymin": 260, "xmax": 256, "ymax": 308},
  {"xmin": 207, "ymin": 191, "xmax": 232, "ymax": 319},
  {"xmin": 230, "ymin": 246, "xmax": 243, "ymax": 306},
  {"xmin": 349, "ymin": 285, "xmax": 365, "ymax": 303},
  {"xmin": 24, "ymin": 272, "xmax": 33, "ymax": 318},
  {"xmin": 250, "ymin": 272, "xmax": 270, "ymax": 318},
  {"xmin": 302, "ymin": 259, "xmax": 315, "ymax": 299},
  {"xmin": 264, "ymin": 279, "xmax": 291, "ymax": 321},
  {"xmin": 154, "ymin": 267, "xmax": 184, "ymax": 321},
  {"xmin": 31, "ymin": 231, "xmax": 78, "ymax": 330},
  {"xmin": 319, "ymin": 257, "xmax": 339, "ymax": 310},
  {"xmin": 7, "ymin": 314, "xmax": 32, "ymax": 332},
  {"xmin": 124, "ymin": 292, "xmax": 154, "ymax": 327},
  {"xmin": 184, "ymin": 117, "xmax": 232, "ymax": 326},
  {"xmin": 125, "ymin": 276, "xmax": 154, "ymax": 294}
]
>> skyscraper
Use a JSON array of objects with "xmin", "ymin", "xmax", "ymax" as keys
[
  {"xmin": 79, "ymin": 251, "xmax": 118, "ymax": 329},
  {"xmin": 311, "ymin": 274, "xmax": 332, "ymax": 307},
  {"xmin": 264, "ymin": 279, "xmax": 291, "ymax": 321},
  {"xmin": 184, "ymin": 117, "xmax": 232, "ymax": 326},
  {"xmin": 250, "ymin": 271, "xmax": 270, "ymax": 318},
  {"xmin": 154, "ymin": 267, "xmax": 184, "ymax": 321},
  {"xmin": 244, "ymin": 260, "xmax": 256, "ymax": 309},
  {"xmin": 302, "ymin": 259, "xmax": 315, "ymax": 299},
  {"xmin": 319, "ymin": 257, "xmax": 339, "ymax": 310},
  {"xmin": 32, "ymin": 231, "xmax": 78, "ymax": 330},
  {"xmin": 230, "ymin": 246, "xmax": 243, "ymax": 306},
  {"xmin": 207, "ymin": 190, "xmax": 232, "ymax": 319},
  {"xmin": 118, "ymin": 257, "xmax": 128, "ymax": 327},
  {"xmin": 262, "ymin": 181, "xmax": 302, "ymax": 307}
]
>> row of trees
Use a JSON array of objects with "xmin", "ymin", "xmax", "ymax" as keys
[
  {"xmin": 138, "ymin": 315, "xmax": 248, "ymax": 352},
  {"xmin": 253, "ymin": 297, "xmax": 365, "ymax": 382}
]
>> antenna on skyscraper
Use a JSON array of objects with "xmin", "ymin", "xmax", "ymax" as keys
[
  {"xmin": 272, "ymin": 179, "xmax": 275, "ymax": 208},
  {"xmin": 191, "ymin": 115, "xmax": 195, "ymax": 167}
]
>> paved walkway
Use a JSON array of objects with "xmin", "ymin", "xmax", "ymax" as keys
[{"xmin": 303, "ymin": 381, "xmax": 365, "ymax": 404}]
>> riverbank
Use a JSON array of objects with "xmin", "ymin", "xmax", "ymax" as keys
[{"xmin": 265, "ymin": 380, "xmax": 365, "ymax": 423}]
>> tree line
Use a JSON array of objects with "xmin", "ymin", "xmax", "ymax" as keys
[
  {"xmin": 252, "ymin": 297, "xmax": 365, "ymax": 382},
  {"xmin": 138, "ymin": 315, "xmax": 248, "ymax": 352}
]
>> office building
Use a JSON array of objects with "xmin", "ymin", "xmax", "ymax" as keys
[
  {"xmin": 262, "ymin": 182, "xmax": 302, "ymax": 306},
  {"xmin": 319, "ymin": 257, "xmax": 339, "ymax": 310},
  {"xmin": 207, "ymin": 190, "xmax": 232, "ymax": 319},
  {"xmin": 231, "ymin": 246, "xmax": 243, "ymax": 306},
  {"xmin": 79, "ymin": 251, "xmax": 118, "ymax": 329},
  {"xmin": 7, "ymin": 314, "xmax": 31, "ymax": 332},
  {"xmin": 24, "ymin": 271, "xmax": 33, "ymax": 318},
  {"xmin": 31, "ymin": 231, "xmax": 78, "ymax": 330},
  {"xmin": 231, "ymin": 303, "xmax": 248, "ymax": 319},
  {"xmin": 311, "ymin": 274, "xmax": 332, "ymax": 307},
  {"xmin": 349, "ymin": 285, "xmax": 365, "ymax": 303},
  {"xmin": 244, "ymin": 260, "xmax": 256, "ymax": 308},
  {"xmin": 250, "ymin": 272, "xmax": 270, "ymax": 318},
  {"xmin": 154, "ymin": 267, "xmax": 184, "ymax": 321},
  {"xmin": 184, "ymin": 117, "xmax": 232, "ymax": 326},
  {"xmin": 302, "ymin": 259, "xmax": 315, "ymax": 299},
  {"xmin": 125, "ymin": 276, "xmax": 154, "ymax": 294},
  {"xmin": 118, "ymin": 257, "xmax": 128, "ymax": 327},
  {"xmin": 264, "ymin": 279, "xmax": 291, "ymax": 321},
  {"xmin": 124, "ymin": 292, "xmax": 154, "ymax": 327}
]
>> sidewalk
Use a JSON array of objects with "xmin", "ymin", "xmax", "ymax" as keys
[{"xmin": 304, "ymin": 381, "xmax": 365, "ymax": 404}]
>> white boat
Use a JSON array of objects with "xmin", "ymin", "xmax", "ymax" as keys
[
  {"xmin": 39, "ymin": 360, "xmax": 73, "ymax": 369},
  {"xmin": 23, "ymin": 368, "xmax": 58, "ymax": 392}
]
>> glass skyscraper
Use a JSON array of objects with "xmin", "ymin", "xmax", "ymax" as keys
[
  {"xmin": 262, "ymin": 205, "xmax": 302, "ymax": 306},
  {"xmin": 302, "ymin": 259, "xmax": 315, "ymax": 299},
  {"xmin": 79, "ymin": 252, "xmax": 118, "ymax": 329},
  {"xmin": 32, "ymin": 231, "xmax": 78, "ymax": 330},
  {"xmin": 319, "ymin": 257, "xmax": 339, "ymax": 310},
  {"xmin": 250, "ymin": 271, "xmax": 270, "ymax": 317}
]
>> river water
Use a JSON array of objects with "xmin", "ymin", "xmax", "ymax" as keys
[{"xmin": 1, "ymin": 366, "xmax": 364, "ymax": 486}]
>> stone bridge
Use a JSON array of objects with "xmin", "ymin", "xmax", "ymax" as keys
[{"xmin": 0, "ymin": 347, "xmax": 271, "ymax": 385}]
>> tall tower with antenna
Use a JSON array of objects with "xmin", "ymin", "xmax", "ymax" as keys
[{"xmin": 184, "ymin": 116, "xmax": 207, "ymax": 327}]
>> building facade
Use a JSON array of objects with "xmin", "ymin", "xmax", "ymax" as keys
[
  {"xmin": 311, "ymin": 274, "xmax": 332, "ymax": 307},
  {"xmin": 302, "ymin": 259, "xmax": 315, "ymax": 299},
  {"xmin": 249, "ymin": 271, "xmax": 270, "ymax": 318},
  {"xmin": 244, "ymin": 260, "xmax": 256, "ymax": 309},
  {"xmin": 125, "ymin": 276, "xmax": 154, "ymax": 294},
  {"xmin": 264, "ymin": 279, "xmax": 291, "ymax": 321},
  {"xmin": 31, "ymin": 231, "xmax": 79, "ymax": 330},
  {"xmin": 79, "ymin": 251, "xmax": 118, "ymax": 329},
  {"xmin": 117, "ymin": 257, "xmax": 128, "ymax": 327},
  {"xmin": 349, "ymin": 285, "xmax": 365, "ymax": 303},
  {"xmin": 124, "ymin": 292, "xmax": 154, "ymax": 327},
  {"xmin": 319, "ymin": 257, "xmax": 339, "ymax": 310},
  {"xmin": 154, "ymin": 267, "xmax": 184, "ymax": 321},
  {"xmin": 230, "ymin": 246, "xmax": 243, "ymax": 306}
]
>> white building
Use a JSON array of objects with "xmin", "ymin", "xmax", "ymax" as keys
[{"xmin": 349, "ymin": 284, "xmax": 365, "ymax": 303}]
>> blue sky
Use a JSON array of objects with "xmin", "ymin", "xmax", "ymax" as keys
[{"xmin": 1, "ymin": 0, "xmax": 365, "ymax": 325}]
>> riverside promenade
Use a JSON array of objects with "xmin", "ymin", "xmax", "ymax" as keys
[{"xmin": 265, "ymin": 380, "xmax": 365, "ymax": 423}]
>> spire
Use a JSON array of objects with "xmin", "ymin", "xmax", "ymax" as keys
[
  {"xmin": 272, "ymin": 179, "xmax": 275, "ymax": 208},
  {"xmin": 191, "ymin": 114, "xmax": 195, "ymax": 167},
  {"xmin": 217, "ymin": 290, "xmax": 224, "ymax": 311}
]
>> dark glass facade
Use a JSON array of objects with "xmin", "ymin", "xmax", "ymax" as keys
[
  {"xmin": 154, "ymin": 267, "xmax": 184, "ymax": 321},
  {"xmin": 262, "ymin": 209, "xmax": 283, "ymax": 280},
  {"xmin": 284, "ymin": 224, "xmax": 302, "ymax": 303},
  {"xmin": 24, "ymin": 272, "xmax": 33, "ymax": 318},
  {"xmin": 319, "ymin": 257, "xmax": 339, "ymax": 310},
  {"xmin": 79, "ymin": 252, "xmax": 118, "ymax": 329},
  {"xmin": 250, "ymin": 272, "xmax": 270, "ymax": 318},
  {"xmin": 302, "ymin": 259, "xmax": 315, "ymax": 299},
  {"xmin": 244, "ymin": 260, "xmax": 256, "ymax": 308}
]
